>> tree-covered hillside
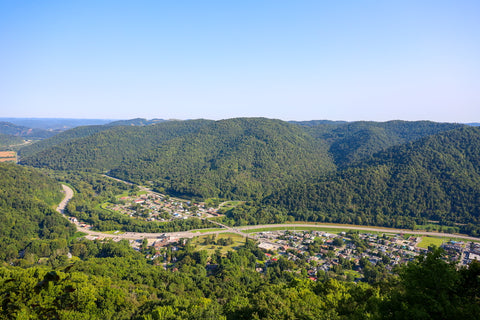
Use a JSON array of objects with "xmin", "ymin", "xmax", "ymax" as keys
[
  {"xmin": 0, "ymin": 121, "xmax": 56, "ymax": 139},
  {"xmin": 264, "ymin": 126, "xmax": 480, "ymax": 234},
  {"xmin": 304, "ymin": 120, "xmax": 462, "ymax": 167},
  {"xmin": 111, "ymin": 118, "xmax": 335, "ymax": 198},
  {"xmin": 18, "ymin": 118, "xmax": 169, "ymax": 158},
  {"xmin": 0, "ymin": 132, "xmax": 24, "ymax": 148},
  {"xmin": 0, "ymin": 163, "xmax": 76, "ymax": 262},
  {"xmin": 21, "ymin": 118, "xmax": 336, "ymax": 198},
  {"xmin": 18, "ymin": 117, "xmax": 476, "ymax": 232},
  {"xmin": 20, "ymin": 119, "xmax": 210, "ymax": 171},
  {"xmin": 18, "ymin": 125, "xmax": 115, "ymax": 158}
]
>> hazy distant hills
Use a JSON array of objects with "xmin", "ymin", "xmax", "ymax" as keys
[
  {"xmin": 17, "ymin": 118, "xmax": 169, "ymax": 157},
  {"xmin": 0, "ymin": 121, "xmax": 57, "ymax": 140},
  {"xmin": 0, "ymin": 118, "xmax": 114, "ymax": 130}
]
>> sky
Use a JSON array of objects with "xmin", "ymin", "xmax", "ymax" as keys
[{"xmin": 0, "ymin": 1, "xmax": 479, "ymax": 122}]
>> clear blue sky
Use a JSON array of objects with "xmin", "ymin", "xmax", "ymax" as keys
[{"xmin": 1, "ymin": 0, "xmax": 479, "ymax": 122}]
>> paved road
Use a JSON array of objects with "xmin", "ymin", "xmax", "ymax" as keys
[
  {"xmin": 56, "ymin": 184, "xmax": 480, "ymax": 243},
  {"xmin": 56, "ymin": 184, "xmax": 74, "ymax": 214},
  {"xmin": 237, "ymin": 224, "xmax": 480, "ymax": 241}
]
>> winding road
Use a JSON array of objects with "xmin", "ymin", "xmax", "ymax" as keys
[{"xmin": 56, "ymin": 184, "xmax": 480, "ymax": 243}]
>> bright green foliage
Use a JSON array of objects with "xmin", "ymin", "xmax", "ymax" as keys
[
  {"xmin": 18, "ymin": 118, "xmax": 475, "ymax": 234},
  {"xmin": 0, "ymin": 163, "xmax": 75, "ymax": 262},
  {"xmin": 265, "ymin": 127, "xmax": 480, "ymax": 235},
  {"xmin": 379, "ymin": 248, "xmax": 480, "ymax": 319}
]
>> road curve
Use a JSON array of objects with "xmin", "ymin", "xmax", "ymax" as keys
[{"xmin": 57, "ymin": 184, "xmax": 74, "ymax": 213}]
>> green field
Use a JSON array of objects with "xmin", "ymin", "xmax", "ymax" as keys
[
  {"xmin": 191, "ymin": 232, "xmax": 247, "ymax": 255},
  {"xmin": 415, "ymin": 235, "xmax": 477, "ymax": 248}
]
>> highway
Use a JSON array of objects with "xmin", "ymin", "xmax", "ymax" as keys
[{"xmin": 57, "ymin": 184, "xmax": 480, "ymax": 243}]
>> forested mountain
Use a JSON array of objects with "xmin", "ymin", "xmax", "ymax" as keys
[
  {"xmin": 20, "ymin": 119, "xmax": 211, "ymax": 171},
  {"xmin": 0, "ymin": 121, "xmax": 57, "ymax": 139},
  {"xmin": 18, "ymin": 125, "xmax": 116, "ymax": 158},
  {"xmin": 21, "ymin": 118, "xmax": 336, "ymax": 198},
  {"xmin": 264, "ymin": 126, "xmax": 480, "ymax": 234},
  {"xmin": 18, "ymin": 118, "xmax": 169, "ymax": 158},
  {"xmin": 111, "ymin": 118, "xmax": 335, "ymax": 198},
  {"xmin": 18, "ymin": 117, "xmax": 479, "ymax": 233},
  {"xmin": 0, "ymin": 132, "xmax": 24, "ymax": 148},
  {"xmin": 303, "ymin": 120, "xmax": 462, "ymax": 167},
  {"xmin": 0, "ymin": 163, "xmax": 76, "ymax": 262},
  {"xmin": 20, "ymin": 118, "xmax": 463, "ymax": 200}
]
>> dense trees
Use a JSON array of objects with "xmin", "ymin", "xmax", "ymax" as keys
[
  {"xmin": 0, "ymin": 132, "xmax": 24, "ymax": 148},
  {"xmin": 1, "ymin": 237, "xmax": 479, "ymax": 319},
  {"xmin": 18, "ymin": 119, "xmax": 480, "ymax": 233},
  {"xmin": 264, "ymin": 127, "xmax": 480, "ymax": 235},
  {"xmin": 0, "ymin": 163, "xmax": 76, "ymax": 263}
]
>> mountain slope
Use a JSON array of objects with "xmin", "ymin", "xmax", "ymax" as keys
[
  {"xmin": 264, "ymin": 126, "xmax": 480, "ymax": 234},
  {"xmin": 0, "ymin": 163, "xmax": 76, "ymax": 262},
  {"xmin": 21, "ymin": 118, "xmax": 336, "ymax": 198},
  {"xmin": 306, "ymin": 120, "xmax": 463, "ymax": 167},
  {"xmin": 111, "ymin": 117, "xmax": 336, "ymax": 198},
  {"xmin": 20, "ymin": 119, "xmax": 210, "ymax": 171},
  {"xmin": 17, "ymin": 118, "xmax": 170, "ymax": 158},
  {"xmin": 0, "ymin": 121, "xmax": 56, "ymax": 139},
  {"xmin": 0, "ymin": 133, "xmax": 24, "ymax": 148}
]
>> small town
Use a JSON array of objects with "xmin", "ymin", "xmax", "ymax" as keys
[
  {"xmin": 104, "ymin": 190, "xmax": 220, "ymax": 222},
  {"xmin": 143, "ymin": 229, "xmax": 480, "ymax": 283}
]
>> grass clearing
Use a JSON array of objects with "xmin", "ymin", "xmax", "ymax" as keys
[
  {"xmin": 417, "ymin": 236, "xmax": 445, "ymax": 249},
  {"xmin": 416, "ymin": 235, "xmax": 478, "ymax": 248},
  {"xmin": 69, "ymin": 231, "xmax": 87, "ymax": 242},
  {"xmin": 191, "ymin": 232, "xmax": 247, "ymax": 255},
  {"xmin": 221, "ymin": 201, "xmax": 244, "ymax": 206}
]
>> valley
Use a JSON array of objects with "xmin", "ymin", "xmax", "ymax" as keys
[{"xmin": 1, "ymin": 118, "xmax": 480, "ymax": 319}]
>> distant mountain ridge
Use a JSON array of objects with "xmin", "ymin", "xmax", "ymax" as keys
[
  {"xmin": 0, "ymin": 118, "xmax": 114, "ymax": 130},
  {"xmin": 0, "ymin": 121, "xmax": 56, "ymax": 139}
]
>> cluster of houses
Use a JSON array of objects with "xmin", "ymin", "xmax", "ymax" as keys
[
  {"xmin": 105, "ymin": 191, "xmax": 218, "ymax": 222},
  {"xmin": 131, "ymin": 228, "xmax": 480, "ymax": 281},
  {"xmin": 253, "ymin": 230, "xmax": 478, "ymax": 280},
  {"xmin": 442, "ymin": 240, "xmax": 480, "ymax": 266}
]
